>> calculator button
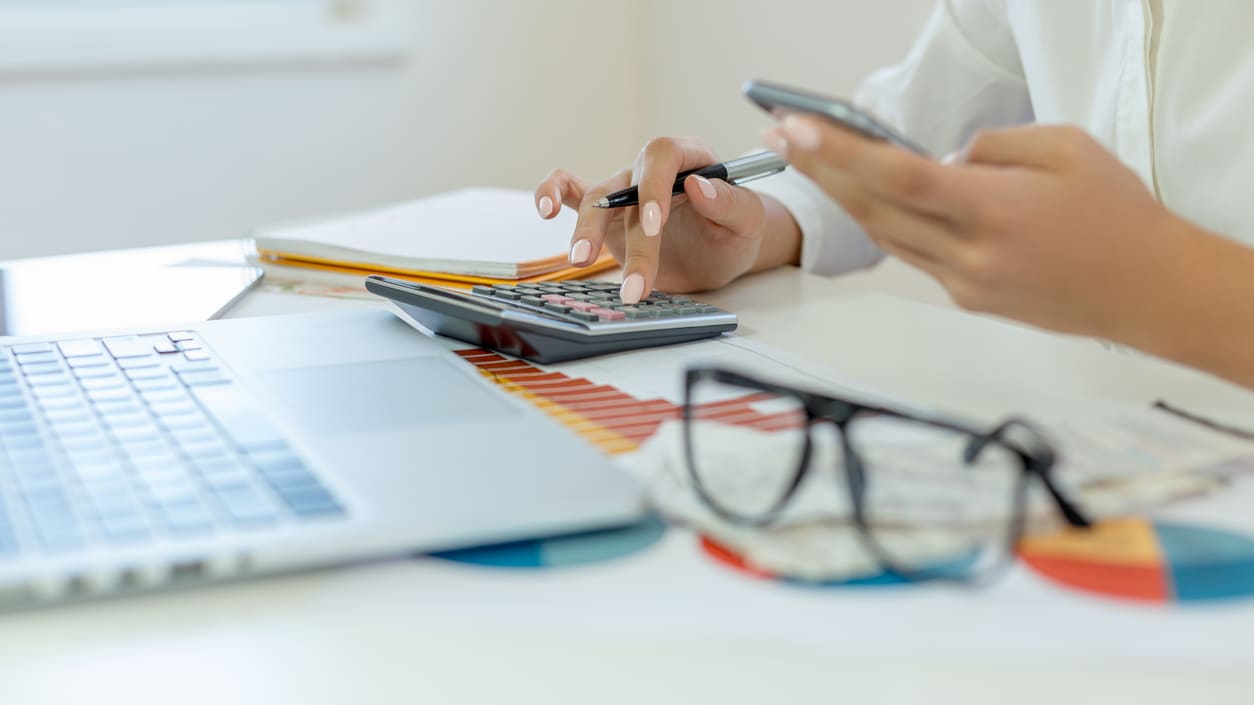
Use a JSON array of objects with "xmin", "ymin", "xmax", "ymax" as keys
[
  {"xmin": 520, "ymin": 295, "xmax": 545, "ymax": 306},
  {"xmin": 567, "ymin": 301, "xmax": 599, "ymax": 312},
  {"xmin": 492, "ymin": 284, "xmax": 516, "ymax": 291},
  {"xmin": 590, "ymin": 307, "xmax": 626, "ymax": 321},
  {"xmin": 495, "ymin": 290, "xmax": 522, "ymax": 300},
  {"xmin": 544, "ymin": 303, "xmax": 572, "ymax": 314},
  {"xmin": 471, "ymin": 286, "xmax": 495, "ymax": 295},
  {"xmin": 569, "ymin": 311, "xmax": 600, "ymax": 322},
  {"xmin": 541, "ymin": 294, "xmax": 573, "ymax": 304}
]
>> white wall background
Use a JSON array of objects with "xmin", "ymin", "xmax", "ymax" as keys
[{"xmin": 0, "ymin": 0, "xmax": 931, "ymax": 260}]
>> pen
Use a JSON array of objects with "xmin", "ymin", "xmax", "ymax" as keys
[{"xmin": 592, "ymin": 152, "xmax": 788, "ymax": 209}]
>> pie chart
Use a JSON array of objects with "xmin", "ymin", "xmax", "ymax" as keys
[
  {"xmin": 1018, "ymin": 518, "xmax": 1254, "ymax": 603},
  {"xmin": 432, "ymin": 517, "xmax": 667, "ymax": 569},
  {"xmin": 700, "ymin": 536, "xmax": 914, "ymax": 587}
]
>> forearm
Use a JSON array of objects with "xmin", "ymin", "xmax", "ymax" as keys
[
  {"xmin": 1121, "ymin": 216, "xmax": 1254, "ymax": 389},
  {"xmin": 748, "ymin": 194, "xmax": 802, "ymax": 273}
]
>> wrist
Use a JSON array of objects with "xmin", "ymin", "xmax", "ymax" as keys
[
  {"xmin": 747, "ymin": 193, "xmax": 802, "ymax": 275},
  {"xmin": 1119, "ymin": 214, "xmax": 1254, "ymax": 388}
]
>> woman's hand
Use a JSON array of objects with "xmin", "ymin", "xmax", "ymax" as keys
[
  {"xmin": 534, "ymin": 137, "xmax": 800, "ymax": 303},
  {"xmin": 764, "ymin": 118, "xmax": 1183, "ymax": 341}
]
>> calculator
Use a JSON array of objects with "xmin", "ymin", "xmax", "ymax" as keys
[{"xmin": 364, "ymin": 275, "xmax": 738, "ymax": 363}]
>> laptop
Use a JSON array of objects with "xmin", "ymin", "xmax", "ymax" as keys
[{"xmin": 0, "ymin": 308, "xmax": 646, "ymax": 609}]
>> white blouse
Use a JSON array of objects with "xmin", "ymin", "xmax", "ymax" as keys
[{"xmin": 751, "ymin": 0, "xmax": 1254, "ymax": 275}]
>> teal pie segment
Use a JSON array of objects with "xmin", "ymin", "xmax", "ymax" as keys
[{"xmin": 432, "ymin": 517, "xmax": 667, "ymax": 568}]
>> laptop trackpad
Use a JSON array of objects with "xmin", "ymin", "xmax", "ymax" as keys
[{"xmin": 258, "ymin": 357, "xmax": 516, "ymax": 435}]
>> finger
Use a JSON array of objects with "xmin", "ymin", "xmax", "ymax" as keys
[
  {"xmin": 961, "ymin": 125, "xmax": 1095, "ymax": 171},
  {"xmin": 569, "ymin": 168, "xmax": 631, "ymax": 267},
  {"xmin": 776, "ymin": 115, "xmax": 972, "ymax": 222},
  {"xmin": 634, "ymin": 137, "xmax": 720, "ymax": 238},
  {"xmin": 857, "ymin": 198, "xmax": 967, "ymax": 270},
  {"xmin": 618, "ymin": 203, "xmax": 657, "ymax": 304},
  {"xmin": 534, "ymin": 168, "xmax": 589, "ymax": 219},
  {"xmin": 681, "ymin": 174, "xmax": 763, "ymax": 236}
]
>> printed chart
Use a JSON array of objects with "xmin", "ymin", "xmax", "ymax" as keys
[
  {"xmin": 700, "ymin": 536, "xmax": 913, "ymax": 588},
  {"xmin": 450, "ymin": 347, "xmax": 1254, "ymax": 606},
  {"xmin": 453, "ymin": 348, "xmax": 792, "ymax": 455},
  {"xmin": 1018, "ymin": 518, "xmax": 1254, "ymax": 603}
]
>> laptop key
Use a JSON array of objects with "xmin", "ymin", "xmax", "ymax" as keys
[
  {"xmin": 157, "ymin": 499, "xmax": 215, "ymax": 536},
  {"xmin": 117, "ymin": 355, "xmax": 160, "ymax": 370},
  {"xmin": 276, "ymin": 484, "xmax": 344, "ymax": 518},
  {"xmin": 216, "ymin": 486, "xmax": 279, "ymax": 526},
  {"xmin": 11, "ymin": 343, "xmax": 52, "ymax": 355},
  {"xmin": 66, "ymin": 355, "xmax": 111, "ymax": 369},
  {"xmin": 99, "ymin": 513, "xmax": 151, "ymax": 543},
  {"xmin": 0, "ymin": 406, "xmax": 35, "ymax": 424},
  {"xmin": 178, "ymin": 370, "xmax": 231, "ymax": 387},
  {"xmin": 57, "ymin": 340, "xmax": 104, "ymax": 358},
  {"xmin": 102, "ymin": 336, "xmax": 151, "ymax": 359}
]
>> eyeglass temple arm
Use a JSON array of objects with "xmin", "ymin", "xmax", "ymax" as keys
[{"xmin": 968, "ymin": 418, "xmax": 1092, "ymax": 529}]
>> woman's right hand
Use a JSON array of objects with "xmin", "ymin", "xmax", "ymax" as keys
[{"xmin": 534, "ymin": 137, "xmax": 799, "ymax": 304}]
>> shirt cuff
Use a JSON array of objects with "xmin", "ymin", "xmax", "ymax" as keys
[{"xmin": 749, "ymin": 166, "xmax": 885, "ymax": 276}]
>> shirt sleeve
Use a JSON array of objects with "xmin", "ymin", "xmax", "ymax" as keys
[{"xmin": 750, "ymin": 0, "xmax": 1033, "ymax": 277}]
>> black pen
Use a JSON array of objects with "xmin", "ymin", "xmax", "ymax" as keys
[{"xmin": 592, "ymin": 152, "xmax": 788, "ymax": 209}]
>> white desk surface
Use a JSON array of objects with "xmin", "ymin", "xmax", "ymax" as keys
[{"xmin": 3, "ymin": 241, "xmax": 1254, "ymax": 705}]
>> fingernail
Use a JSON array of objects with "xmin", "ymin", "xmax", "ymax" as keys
[
  {"xmin": 780, "ymin": 114, "xmax": 821, "ymax": 151},
  {"xmin": 620, "ymin": 273, "xmax": 645, "ymax": 304},
  {"xmin": 537, "ymin": 195, "xmax": 554, "ymax": 218},
  {"xmin": 761, "ymin": 128, "xmax": 789, "ymax": 156},
  {"xmin": 641, "ymin": 201, "xmax": 661, "ymax": 237},
  {"xmin": 569, "ymin": 239, "xmax": 591, "ymax": 265},
  {"xmin": 694, "ymin": 175, "xmax": 717, "ymax": 200}
]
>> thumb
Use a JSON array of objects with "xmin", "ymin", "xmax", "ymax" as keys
[
  {"xmin": 962, "ymin": 125, "xmax": 1094, "ymax": 171},
  {"xmin": 682, "ymin": 174, "xmax": 763, "ymax": 236}
]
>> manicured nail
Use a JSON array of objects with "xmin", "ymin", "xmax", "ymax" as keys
[
  {"xmin": 569, "ymin": 239, "xmax": 591, "ymax": 265},
  {"xmin": 537, "ymin": 195, "xmax": 554, "ymax": 218},
  {"xmin": 641, "ymin": 201, "xmax": 661, "ymax": 237},
  {"xmin": 761, "ymin": 128, "xmax": 789, "ymax": 156},
  {"xmin": 780, "ymin": 114, "xmax": 821, "ymax": 151},
  {"xmin": 694, "ymin": 175, "xmax": 717, "ymax": 200},
  {"xmin": 620, "ymin": 273, "xmax": 645, "ymax": 304}
]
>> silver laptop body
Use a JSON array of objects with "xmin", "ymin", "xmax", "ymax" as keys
[{"xmin": 0, "ymin": 308, "xmax": 646, "ymax": 609}]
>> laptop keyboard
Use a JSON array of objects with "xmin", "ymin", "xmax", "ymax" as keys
[{"xmin": 0, "ymin": 331, "xmax": 346, "ymax": 556}]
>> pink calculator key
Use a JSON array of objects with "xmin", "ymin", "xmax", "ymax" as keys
[
  {"xmin": 541, "ymin": 294, "xmax": 573, "ymax": 304},
  {"xmin": 567, "ymin": 301, "xmax": 599, "ymax": 312},
  {"xmin": 590, "ymin": 307, "xmax": 626, "ymax": 321}
]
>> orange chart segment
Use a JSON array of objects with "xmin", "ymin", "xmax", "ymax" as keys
[
  {"xmin": 454, "ymin": 348, "xmax": 793, "ymax": 455},
  {"xmin": 1019, "ymin": 519, "xmax": 1254, "ymax": 603}
]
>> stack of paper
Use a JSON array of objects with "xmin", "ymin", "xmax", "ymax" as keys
[{"xmin": 253, "ymin": 187, "xmax": 615, "ymax": 288}]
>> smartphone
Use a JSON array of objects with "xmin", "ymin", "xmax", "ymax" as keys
[{"xmin": 743, "ymin": 79, "xmax": 931, "ymax": 157}]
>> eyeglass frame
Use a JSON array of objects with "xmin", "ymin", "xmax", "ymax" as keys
[{"xmin": 680, "ymin": 366, "xmax": 1093, "ymax": 583}]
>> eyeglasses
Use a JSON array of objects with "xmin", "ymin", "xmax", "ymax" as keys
[{"xmin": 680, "ymin": 367, "xmax": 1093, "ymax": 584}]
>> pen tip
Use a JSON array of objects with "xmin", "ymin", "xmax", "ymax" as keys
[{"xmin": 592, "ymin": 199, "xmax": 608, "ymax": 209}]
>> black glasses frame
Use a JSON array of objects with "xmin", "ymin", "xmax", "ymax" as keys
[{"xmin": 680, "ymin": 367, "xmax": 1092, "ymax": 583}]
